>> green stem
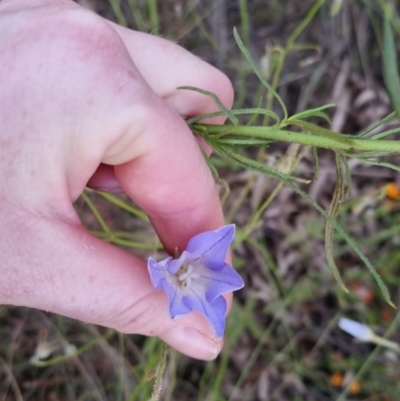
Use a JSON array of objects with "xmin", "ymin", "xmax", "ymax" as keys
[{"xmin": 195, "ymin": 124, "xmax": 400, "ymax": 153}]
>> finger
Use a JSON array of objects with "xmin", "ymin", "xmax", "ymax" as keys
[
  {"xmin": 109, "ymin": 24, "xmax": 233, "ymax": 157},
  {"xmin": 3, "ymin": 214, "xmax": 222, "ymax": 360},
  {"xmin": 108, "ymin": 23, "xmax": 234, "ymax": 124},
  {"xmin": 112, "ymin": 95, "xmax": 225, "ymax": 253}
]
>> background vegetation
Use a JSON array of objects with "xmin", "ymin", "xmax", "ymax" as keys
[{"xmin": 2, "ymin": 0, "xmax": 400, "ymax": 400}]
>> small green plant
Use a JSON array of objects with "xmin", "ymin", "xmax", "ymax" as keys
[{"xmin": 181, "ymin": 16, "xmax": 400, "ymax": 308}]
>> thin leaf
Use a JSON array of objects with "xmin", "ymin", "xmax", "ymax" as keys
[
  {"xmin": 341, "ymin": 153, "xmax": 352, "ymax": 198},
  {"xmin": 200, "ymin": 147, "xmax": 230, "ymax": 203},
  {"xmin": 287, "ymin": 103, "xmax": 335, "ymax": 122},
  {"xmin": 186, "ymin": 107, "xmax": 280, "ymax": 125},
  {"xmin": 178, "ymin": 86, "xmax": 238, "ymax": 124},
  {"xmin": 371, "ymin": 126, "xmax": 400, "ymax": 140},
  {"xmin": 187, "ymin": 111, "xmax": 230, "ymax": 125},
  {"xmin": 97, "ymin": 192, "xmax": 149, "ymax": 221},
  {"xmin": 350, "ymin": 150, "xmax": 399, "ymax": 158},
  {"xmin": 312, "ymin": 146, "xmax": 319, "ymax": 181},
  {"xmin": 353, "ymin": 158, "xmax": 400, "ymax": 173},
  {"xmin": 286, "ymin": 0, "xmax": 326, "ymax": 49},
  {"xmin": 383, "ymin": 6, "xmax": 400, "ymax": 120},
  {"xmin": 127, "ymin": 0, "xmax": 146, "ymax": 31},
  {"xmin": 216, "ymin": 138, "xmax": 272, "ymax": 147},
  {"xmin": 82, "ymin": 191, "xmax": 112, "ymax": 237},
  {"xmin": 358, "ymin": 112, "xmax": 396, "ymax": 137},
  {"xmin": 107, "ymin": 0, "xmax": 127, "ymax": 26},
  {"xmin": 148, "ymin": 0, "xmax": 159, "ymax": 35},
  {"xmin": 233, "ymin": 28, "xmax": 288, "ymax": 120},
  {"xmin": 293, "ymin": 110, "xmax": 332, "ymax": 124},
  {"xmin": 247, "ymin": 96, "xmax": 266, "ymax": 126},
  {"xmin": 210, "ymin": 141, "xmax": 310, "ymax": 184},
  {"xmin": 325, "ymin": 154, "xmax": 349, "ymax": 293},
  {"xmin": 287, "ymin": 120, "xmax": 355, "ymax": 143}
]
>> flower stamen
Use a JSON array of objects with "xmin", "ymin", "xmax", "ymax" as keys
[{"xmin": 178, "ymin": 264, "xmax": 200, "ymax": 288}]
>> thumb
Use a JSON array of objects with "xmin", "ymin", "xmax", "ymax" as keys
[{"xmin": 3, "ymin": 212, "xmax": 222, "ymax": 360}]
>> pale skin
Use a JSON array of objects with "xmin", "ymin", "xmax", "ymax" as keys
[{"xmin": 0, "ymin": 0, "xmax": 234, "ymax": 360}]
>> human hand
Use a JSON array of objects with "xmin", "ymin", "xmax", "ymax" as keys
[{"xmin": 0, "ymin": 0, "xmax": 234, "ymax": 360}]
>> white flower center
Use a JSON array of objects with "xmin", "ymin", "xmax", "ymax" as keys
[{"xmin": 178, "ymin": 264, "xmax": 200, "ymax": 288}]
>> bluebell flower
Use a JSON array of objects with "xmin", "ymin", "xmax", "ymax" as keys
[{"xmin": 148, "ymin": 225, "xmax": 244, "ymax": 338}]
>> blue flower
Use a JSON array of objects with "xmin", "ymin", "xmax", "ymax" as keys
[{"xmin": 148, "ymin": 225, "xmax": 244, "ymax": 338}]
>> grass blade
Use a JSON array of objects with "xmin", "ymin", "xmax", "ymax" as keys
[
  {"xmin": 383, "ymin": 5, "xmax": 400, "ymax": 120},
  {"xmin": 233, "ymin": 28, "xmax": 288, "ymax": 120}
]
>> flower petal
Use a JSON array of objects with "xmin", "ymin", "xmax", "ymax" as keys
[
  {"xmin": 203, "ymin": 263, "xmax": 244, "ymax": 302},
  {"xmin": 148, "ymin": 257, "xmax": 172, "ymax": 289},
  {"xmin": 148, "ymin": 257, "xmax": 192, "ymax": 318},
  {"xmin": 186, "ymin": 224, "xmax": 235, "ymax": 270},
  {"xmin": 162, "ymin": 279, "xmax": 192, "ymax": 318},
  {"xmin": 183, "ymin": 291, "xmax": 227, "ymax": 338}
]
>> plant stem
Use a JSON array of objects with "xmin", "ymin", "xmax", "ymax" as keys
[{"xmin": 195, "ymin": 124, "xmax": 400, "ymax": 154}]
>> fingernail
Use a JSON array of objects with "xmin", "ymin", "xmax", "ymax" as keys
[{"xmin": 162, "ymin": 326, "xmax": 221, "ymax": 360}]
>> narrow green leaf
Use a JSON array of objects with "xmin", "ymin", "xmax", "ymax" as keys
[
  {"xmin": 216, "ymin": 138, "xmax": 272, "ymax": 147},
  {"xmin": 200, "ymin": 147, "xmax": 230, "ymax": 203},
  {"xmin": 148, "ymin": 0, "xmax": 159, "ymax": 35},
  {"xmin": 82, "ymin": 191, "xmax": 112, "ymax": 236},
  {"xmin": 186, "ymin": 107, "xmax": 280, "ymax": 125},
  {"xmin": 353, "ymin": 158, "xmax": 400, "ymax": 173},
  {"xmin": 178, "ymin": 86, "xmax": 238, "ymax": 125},
  {"xmin": 341, "ymin": 153, "xmax": 352, "ymax": 198},
  {"xmin": 211, "ymin": 143, "xmax": 310, "ymax": 184},
  {"xmin": 287, "ymin": 120, "xmax": 355, "ymax": 144},
  {"xmin": 233, "ymin": 28, "xmax": 288, "ymax": 120},
  {"xmin": 358, "ymin": 112, "xmax": 396, "ymax": 137},
  {"xmin": 312, "ymin": 146, "xmax": 319, "ymax": 181},
  {"xmin": 371, "ymin": 126, "xmax": 400, "ymax": 140},
  {"xmin": 127, "ymin": 0, "xmax": 146, "ymax": 31},
  {"xmin": 186, "ymin": 111, "xmax": 226, "ymax": 125},
  {"xmin": 286, "ymin": 0, "xmax": 326, "ymax": 49},
  {"xmin": 238, "ymin": 0, "xmax": 250, "ymax": 47},
  {"xmin": 287, "ymin": 103, "xmax": 335, "ymax": 123},
  {"xmin": 108, "ymin": 0, "xmax": 127, "ymax": 26},
  {"xmin": 247, "ymin": 96, "xmax": 266, "ymax": 126},
  {"xmin": 383, "ymin": 6, "xmax": 400, "ymax": 120},
  {"xmin": 293, "ymin": 110, "xmax": 332, "ymax": 124},
  {"xmin": 97, "ymin": 192, "xmax": 149, "ymax": 221},
  {"xmin": 350, "ymin": 150, "xmax": 399, "ymax": 158},
  {"xmin": 325, "ymin": 154, "xmax": 348, "ymax": 293}
]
